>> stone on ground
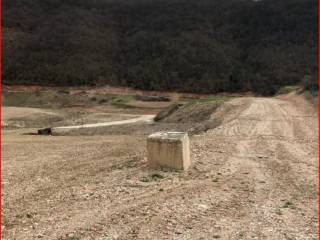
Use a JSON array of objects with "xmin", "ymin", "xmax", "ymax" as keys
[{"xmin": 147, "ymin": 132, "xmax": 191, "ymax": 170}]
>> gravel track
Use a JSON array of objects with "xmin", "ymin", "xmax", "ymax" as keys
[{"xmin": 2, "ymin": 94, "xmax": 318, "ymax": 239}]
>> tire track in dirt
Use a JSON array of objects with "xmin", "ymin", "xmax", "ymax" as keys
[
  {"xmin": 203, "ymin": 97, "xmax": 318, "ymax": 239},
  {"xmin": 2, "ymin": 95, "xmax": 317, "ymax": 240}
]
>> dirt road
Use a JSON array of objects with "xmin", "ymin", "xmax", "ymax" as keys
[
  {"xmin": 2, "ymin": 95, "xmax": 318, "ymax": 239},
  {"xmin": 54, "ymin": 115, "xmax": 155, "ymax": 130}
]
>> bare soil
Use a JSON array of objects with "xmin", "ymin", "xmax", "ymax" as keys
[
  {"xmin": 4, "ymin": 85, "xmax": 250, "ymax": 100},
  {"xmin": 2, "ymin": 107, "xmax": 136, "ymax": 130},
  {"xmin": 2, "ymin": 93, "xmax": 318, "ymax": 240}
]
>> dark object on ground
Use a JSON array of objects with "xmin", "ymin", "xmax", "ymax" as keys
[
  {"xmin": 135, "ymin": 95, "xmax": 170, "ymax": 102},
  {"xmin": 38, "ymin": 128, "xmax": 52, "ymax": 135},
  {"xmin": 57, "ymin": 89, "xmax": 70, "ymax": 95},
  {"xmin": 154, "ymin": 103, "xmax": 183, "ymax": 121},
  {"xmin": 98, "ymin": 99, "xmax": 109, "ymax": 104}
]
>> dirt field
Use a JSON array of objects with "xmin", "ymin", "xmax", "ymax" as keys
[{"xmin": 2, "ymin": 92, "xmax": 318, "ymax": 239}]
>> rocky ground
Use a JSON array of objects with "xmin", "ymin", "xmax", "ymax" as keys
[{"xmin": 2, "ymin": 92, "xmax": 318, "ymax": 239}]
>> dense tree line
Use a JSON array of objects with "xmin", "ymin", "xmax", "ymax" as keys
[{"xmin": 3, "ymin": 0, "xmax": 318, "ymax": 95}]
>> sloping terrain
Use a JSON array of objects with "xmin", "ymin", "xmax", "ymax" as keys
[
  {"xmin": 2, "ymin": 93, "xmax": 317, "ymax": 239},
  {"xmin": 3, "ymin": 0, "xmax": 317, "ymax": 94}
]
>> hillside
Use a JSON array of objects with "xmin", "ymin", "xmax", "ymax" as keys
[{"xmin": 3, "ymin": 0, "xmax": 318, "ymax": 95}]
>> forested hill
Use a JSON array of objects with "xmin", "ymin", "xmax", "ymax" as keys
[{"xmin": 3, "ymin": 0, "xmax": 318, "ymax": 95}]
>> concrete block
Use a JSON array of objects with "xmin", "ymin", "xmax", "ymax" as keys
[{"xmin": 147, "ymin": 132, "xmax": 191, "ymax": 170}]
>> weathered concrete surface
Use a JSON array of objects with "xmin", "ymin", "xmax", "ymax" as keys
[
  {"xmin": 147, "ymin": 132, "xmax": 191, "ymax": 170},
  {"xmin": 49, "ymin": 114, "xmax": 155, "ymax": 135},
  {"xmin": 55, "ymin": 115, "xmax": 155, "ymax": 129}
]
